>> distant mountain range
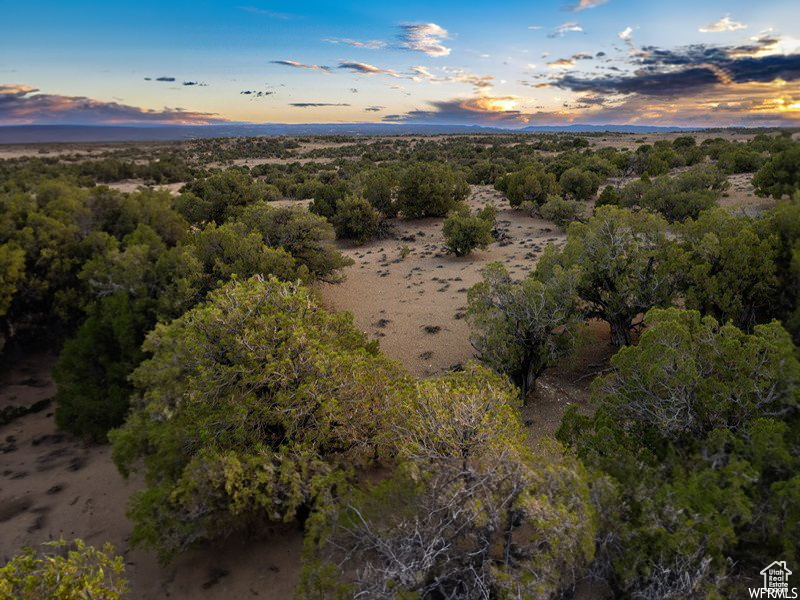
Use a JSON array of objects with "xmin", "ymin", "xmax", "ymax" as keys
[{"xmin": 0, "ymin": 123, "xmax": 716, "ymax": 144}]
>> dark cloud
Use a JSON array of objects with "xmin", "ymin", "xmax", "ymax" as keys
[
  {"xmin": 183, "ymin": 81, "xmax": 208, "ymax": 86},
  {"xmin": 155, "ymin": 76, "xmax": 176, "ymax": 82},
  {"xmin": 289, "ymin": 102, "xmax": 351, "ymax": 107},
  {"xmin": 0, "ymin": 84, "xmax": 227, "ymax": 124},
  {"xmin": 555, "ymin": 51, "xmax": 800, "ymax": 96},
  {"xmin": 364, "ymin": 106, "xmax": 385, "ymax": 112},
  {"xmin": 240, "ymin": 90, "xmax": 274, "ymax": 97},
  {"xmin": 383, "ymin": 96, "xmax": 524, "ymax": 125}
]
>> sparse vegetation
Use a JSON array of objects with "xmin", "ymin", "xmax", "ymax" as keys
[{"xmin": 2, "ymin": 131, "xmax": 797, "ymax": 599}]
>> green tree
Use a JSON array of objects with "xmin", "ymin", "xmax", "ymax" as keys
[
  {"xmin": 235, "ymin": 203, "xmax": 352, "ymax": 282},
  {"xmin": 558, "ymin": 308, "xmax": 800, "ymax": 598},
  {"xmin": 500, "ymin": 164, "xmax": 560, "ymax": 207},
  {"xmin": 111, "ymin": 276, "xmax": 406, "ymax": 563},
  {"xmin": 468, "ymin": 262, "xmax": 581, "ymax": 398},
  {"xmin": 301, "ymin": 365, "xmax": 596, "ymax": 600},
  {"xmin": 559, "ymin": 167, "xmax": 600, "ymax": 201},
  {"xmin": 753, "ymin": 144, "xmax": 800, "ymax": 198},
  {"xmin": 679, "ymin": 208, "xmax": 779, "ymax": 331},
  {"xmin": 396, "ymin": 162, "xmax": 470, "ymax": 218},
  {"xmin": 545, "ymin": 206, "xmax": 679, "ymax": 346},
  {"xmin": 441, "ymin": 204, "xmax": 494, "ymax": 256},
  {"xmin": 539, "ymin": 195, "xmax": 583, "ymax": 228},
  {"xmin": 0, "ymin": 539, "xmax": 127, "ymax": 600},
  {"xmin": 0, "ymin": 242, "xmax": 25, "ymax": 317},
  {"xmin": 180, "ymin": 168, "xmax": 274, "ymax": 223},
  {"xmin": 331, "ymin": 195, "xmax": 381, "ymax": 244},
  {"xmin": 358, "ymin": 168, "xmax": 398, "ymax": 217}
]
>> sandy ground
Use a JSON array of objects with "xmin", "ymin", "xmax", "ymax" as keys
[
  {"xmin": 720, "ymin": 172, "xmax": 775, "ymax": 216},
  {"xmin": 0, "ymin": 351, "xmax": 304, "ymax": 599},
  {"xmin": 320, "ymin": 186, "xmax": 567, "ymax": 378},
  {"xmin": 105, "ymin": 180, "xmax": 186, "ymax": 195}
]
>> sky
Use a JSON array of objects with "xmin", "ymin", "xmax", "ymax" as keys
[{"xmin": 1, "ymin": 0, "xmax": 800, "ymax": 128}]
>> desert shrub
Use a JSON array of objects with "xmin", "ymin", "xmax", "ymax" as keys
[
  {"xmin": 331, "ymin": 195, "xmax": 381, "ymax": 244},
  {"xmin": 595, "ymin": 184, "xmax": 618, "ymax": 207},
  {"xmin": 358, "ymin": 168, "xmax": 398, "ymax": 217},
  {"xmin": 618, "ymin": 165, "xmax": 727, "ymax": 222},
  {"xmin": 309, "ymin": 180, "xmax": 350, "ymax": 220},
  {"xmin": 468, "ymin": 262, "xmax": 581, "ymax": 398},
  {"xmin": 559, "ymin": 167, "xmax": 600, "ymax": 200},
  {"xmin": 716, "ymin": 146, "xmax": 764, "ymax": 174},
  {"xmin": 235, "ymin": 202, "xmax": 352, "ymax": 281},
  {"xmin": 179, "ymin": 168, "xmax": 273, "ymax": 224},
  {"xmin": 111, "ymin": 276, "xmax": 406, "ymax": 563},
  {"xmin": 539, "ymin": 195, "xmax": 583, "ymax": 228},
  {"xmin": 541, "ymin": 206, "xmax": 679, "ymax": 346},
  {"xmin": 753, "ymin": 144, "xmax": 800, "ymax": 198},
  {"xmin": 189, "ymin": 221, "xmax": 303, "ymax": 286},
  {"xmin": 441, "ymin": 204, "xmax": 494, "ymax": 256},
  {"xmin": 0, "ymin": 242, "xmax": 25, "ymax": 318},
  {"xmin": 301, "ymin": 365, "xmax": 596, "ymax": 599},
  {"xmin": 395, "ymin": 162, "xmax": 469, "ymax": 218},
  {"xmin": 0, "ymin": 538, "xmax": 127, "ymax": 600},
  {"xmin": 755, "ymin": 200, "xmax": 800, "ymax": 342},
  {"xmin": 54, "ymin": 293, "xmax": 148, "ymax": 442},
  {"xmin": 500, "ymin": 164, "xmax": 560, "ymax": 207},
  {"xmin": 679, "ymin": 208, "xmax": 779, "ymax": 331},
  {"xmin": 88, "ymin": 186, "xmax": 188, "ymax": 245},
  {"xmin": 559, "ymin": 308, "xmax": 800, "ymax": 598}
]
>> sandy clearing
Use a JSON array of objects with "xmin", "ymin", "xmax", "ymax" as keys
[{"xmin": 319, "ymin": 185, "xmax": 567, "ymax": 378}]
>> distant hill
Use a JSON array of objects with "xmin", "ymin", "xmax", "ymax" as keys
[{"xmin": 0, "ymin": 123, "xmax": 706, "ymax": 144}]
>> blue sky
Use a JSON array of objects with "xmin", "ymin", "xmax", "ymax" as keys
[{"xmin": 1, "ymin": 0, "xmax": 799, "ymax": 126}]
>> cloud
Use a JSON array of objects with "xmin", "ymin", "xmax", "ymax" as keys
[
  {"xmin": 323, "ymin": 38, "xmax": 386, "ymax": 50},
  {"xmin": 554, "ymin": 50, "xmax": 800, "ymax": 96},
  {"xmin": 155, "ymin": 76, "xmax": 176, "ymax": 82},
  {"xmin": 364, "ymin": 106, "xmax": 385, "ymax": 112},
  {"xmin": 548, "ymin": 58, "xmax": 577, "ymax": 69},
  {"xmin": 0, "ymin": 83, "xmax": 37, "ymax": 97},
  {"xmin": 271, "ymin": 60, "xmax": 331, "ymax": 72},
  {"xmin": 547, "ymin": 53, "xmax": 593, "ymax": 69},
  {"xmin": 238, "ymin": 6, "xmax": 292, "ymax": 19},
  {"xmin": 411, "ymin": 66, "xmax": 494, "ymax": 91},
  {"xmin": 337, "ymin": 61, "xmax": 401, "ymax": 77},
  {"xmin": 528, "ymin": 25, "xmax": 542, "ymax": 30},
  {"xmin": 619, "ymin": 27, "xmax": 633, "ymax": 40},
  {"xmin": 0, "ymin": 84, "xmax": 227, "ymax": 124},
  {"xmin": 548, "ymin": 22, "xmax": 584, "ymax": 38},
  {"xmin": 398, "ymin": 23, "xmax": 451, "ymax": 57},
  {"xmin": 383, "ymin": 95, "xmax": 525, "ymax": 125},
  {"xmin": 183, "ymin": 81, "xmax": 208, "ymax": 86},
  {"xmin": 289, "ymin": 102, "xmax": 350, "ymax": 107},
  {"xmin": 240, "ymin": 90, "xmax": 274, "ymax": 97},
  {"xmin": 563, "ymin": 0, "xmax": 608, "ymax": 12},
  {"xmin": 700, "ymin": 15, "xmax": 747, "ymax": 33}
]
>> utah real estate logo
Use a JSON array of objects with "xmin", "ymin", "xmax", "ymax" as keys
[{"xmin": 750, "ymin": 561, "xmax": 798, "ymax": 598}]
